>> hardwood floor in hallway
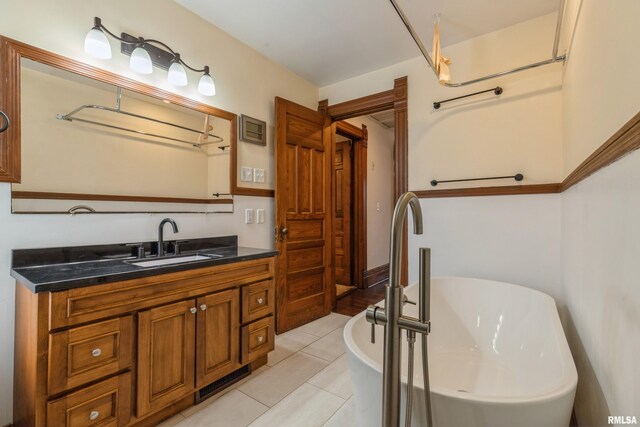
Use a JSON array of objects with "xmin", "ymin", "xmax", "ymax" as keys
[{"xmin": 334, "ymin": 283, "xmax": 386, "ymax": 316}]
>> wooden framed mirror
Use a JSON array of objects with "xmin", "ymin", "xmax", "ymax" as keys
[{"xmin": 0, "ymin": 36, "xmax": 238, "ymax": 213}]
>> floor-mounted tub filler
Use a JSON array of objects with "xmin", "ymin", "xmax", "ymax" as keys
[
  {"xmin": 347, "ymin": 192, "xmax": 577, "ymax": 427},
  {"xmin": 345, "ymin": 277, "xmax": 578, "ymax": 427}
]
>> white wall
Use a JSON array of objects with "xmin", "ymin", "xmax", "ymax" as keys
[
  {"xmin": 562, "ymin": 151, "xmax": 640, "ymax": 422},
  {"xmin": 345, "ymin": 116, "xmax": 395, "ymax": 270},
  {"xmin": 0, "ymin": 0, "xmax": 317, "ymax": 422},
  {"xmin": 320, "ymin": 13, "xmax": 564, "ymax": 191},
  {"xmin": 560, "ymin": 1, "xmax": 640, "ymax": 424},
  {"xmin": 561, "ymin": 0, "xmax": 640, "ymax": 176},
  {"xmin": 408, "ymin": 194, "xmax": 562, "ymax": 300},
  {"xmin": 320, "ymin": 14, "xmax": 565, "ymax": 297}
]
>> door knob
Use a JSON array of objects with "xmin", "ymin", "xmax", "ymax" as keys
[
  {"xmin": 91, "ymin": 348, "xmax": 102, "ymax": 357},
  {"xmin": 190, "ymin": 307, "xmax": 197, "ymax": 314},
  {"xmin": 275, "ymin": 226, "xmax": 289, "ymax": 242},
  {"xmin": 89, "ymin": 410, "xmax": 100, "ymax": 421},
  {"xmin": 0, "ymin": 111, "xmax": 8, "ymax": 134},
  {"xmin": 277, "ymin": 226, "xmax": 289, "ymax": 242},
  {"xmin": 257, "ymin": 298, "xmax": 264, "ymax": 305},
  {"xmin": 200, "ymin": 304, "xmax": 207, "ymax": 311}
]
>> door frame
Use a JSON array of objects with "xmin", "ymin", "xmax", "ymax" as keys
[
  {"xmin": 319, "ymin": 76, "xmax": 409, "ymax": 286},
  {"xmin": 333, "ymin": 121, "xmax": 367, "ymax": 296}
]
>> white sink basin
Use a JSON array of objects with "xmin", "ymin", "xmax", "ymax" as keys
[{"xmin": 129, "ymin": 254, "xmax": 221, "ymax": 268}]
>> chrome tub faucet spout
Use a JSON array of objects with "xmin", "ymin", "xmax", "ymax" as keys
[{"xmin": 365, "ymin": 192, "xmax": 433, "ymax": 427}]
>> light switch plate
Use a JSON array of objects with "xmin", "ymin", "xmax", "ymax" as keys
[
  {"xmin": 256, "ymin": 208, "xmax": 265, "ymax": 224},
  {"xmin": 245, "ymin": 208, "xmax": 254, "ymax": 224},
  {"xmin": 241, "ymin": 167, "xmax": 253, "ymax": 182},
  {"xmin": 253, "ymin": 168, "xmax": 266, "ymax": 183}
]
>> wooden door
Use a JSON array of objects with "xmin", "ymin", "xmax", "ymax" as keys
[
  {"xmin": 137, "ymin": 300, "xmax": 195, "ymax": 417},
  {"xmin": 333, "ymin": 140, "xmax": 353, "ymax": 287},
  {"xmin": 195, "ymin": 289, "xmax": 241, "ymax": 388},
  {"xmin": 275, "ymin": 97, "xmax": 333, "ymax": 333}
]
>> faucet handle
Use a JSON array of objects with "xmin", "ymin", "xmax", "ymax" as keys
[
  {"xmin": 167, "ymin": 240, "xmax": 190, "ymax": 256},
  {"xmin": 125, "ymin": 243, "xmax": 146, "ymax": 259},
  {"xmin": 402, "ymin": 295, "xmax": 416, "ymax": 306}
]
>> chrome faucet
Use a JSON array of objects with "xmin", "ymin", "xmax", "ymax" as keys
[
  {"xmin": 366, "ymin": 192, "xmax": 433, "ymax": 427},
  {"xmin": 157, "ymin": 218, "xmax": 179, "ymax": 257}
]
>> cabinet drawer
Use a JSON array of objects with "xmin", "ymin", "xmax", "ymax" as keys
[
  {"xmin": 47, "ymin": 372, "xmax": 131, "ymax": 427},
  {"xmin": 48, "ymin": 316, "xmax": 133, "ymax": 395},
  {"xmin": 241, "ymin": 280, "xmax": 274, "ymax": 324},
  {"xmin": 241, "ymin": 316, "xmax": 275, "ymax": 364},
  {"xmin": 50, "ymin": 258, "xmax": 274, "ymax": 329}
]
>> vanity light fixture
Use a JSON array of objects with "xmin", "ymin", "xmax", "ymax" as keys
[
  {"xmin": 129, "ymin": 44, "xmax": 153, "ymax": 74},
  {"xmin": 83, "ymin": 17, "xmax": 216, "ymax": 96}
]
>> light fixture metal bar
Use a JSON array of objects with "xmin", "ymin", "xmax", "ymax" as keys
[
  {"xmin": 93, "ymin": 17, "xmax": 209, "ymax": 74},
  {"xmin": 388, "ymin": 0, "xmax": 567, "ymax": 87}
]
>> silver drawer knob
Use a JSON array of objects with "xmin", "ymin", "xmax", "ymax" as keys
[
  {"xmin": 257, "ymin": 298, "xmax": 264, "ymax": 305},
  {"xmin": 91, "ymin": 348, "xmax": 102, "ymax": 357},
  {"xmin": 257, "ymin": 336, "xmax": 264, "ymax": 343},
  {"xmin": 89, "ymin": 410, "xmax": 100, "ymax": 421},
  {"xmin": 190, "ymin": 307, "xmax": 197, "ymax": 314},
  {"xmin": 200, "ymin": 304, "xmax": 207, "ymax": 311}
]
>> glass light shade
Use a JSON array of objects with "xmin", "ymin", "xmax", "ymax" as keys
[
  {"xmin": 198, "ymin": 73, "xmax": 216, "ymax": 96},
  {"xmin": 84, "ymin": 28, "xmax": 112, "ymax": 59},
  {"xmin": 130, "ymin": 46, "xmax": 153, "ymax": 74},
  {"xmin": 167, "ymin": 61, "xmax": 188, "ymax": 86}
]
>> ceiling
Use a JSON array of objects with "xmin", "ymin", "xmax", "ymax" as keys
[
  {"xmin": 176, "ymin": 0, "xmax": 560, "ymax": 86},
  {"xmin": 370, "ymin": 110, "xmax": 395, "ymax": 129}
]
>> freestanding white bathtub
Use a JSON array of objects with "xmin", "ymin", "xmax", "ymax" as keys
[{"xmin": 344, "ymin": 277, "xmax": 577, "ymax": 427}]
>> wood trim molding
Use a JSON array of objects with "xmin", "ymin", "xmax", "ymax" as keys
[
  {"xmin": 335, "ymin": 121, "xmax": 368, "ymax": 289},
  {"xmin": 364, "ymin": 264, "xmax": 390, "ymax": 288},
  {"xmin": 412, "ymin": 110, "xmax": 640, "ymax": 199},
  {"xmin": 320, "ymin": 90, "xmax": 395, "ymax": 122},
  {"xmin": 561, "ymin": 110, "xmax": 640, "ymax": 192},
  {"xmin": 0, "ymin": 35, "xmax": 245, "ymax": 201},
  {"xmin": 393, "ymin": 77, "xmax": 409, "ymax": 286},
  {"xmin": 229, "ymin": 186, "xmax": 275, "ymax": 198},
  {"xmin": 321, "ymin": 78, "xmax": 408, "ymax": 287},
  {"xmin": 335, "ymin": 120, "xmax": 365, "ymax": 139},
  {"xmin": 320, "ymin": 76, "xmax": 409, "ymax": 286},
  {"xmin": 393, "ymin": 77, "xmax": 409, "ymax": 201},
  {"xmin": 413, "ymin": 183, "xmax": 561, "ymax": 198},
  {"xmin": 229, "ymin": 110, "xmax": 274, "ymax": 198},
  {"xmin": 0, "ymin": 37, "xmax": 21, "ymax": 182},
  {"xmin": 11, "ymin": 191, "xmax": 233, "ymax": 205}
]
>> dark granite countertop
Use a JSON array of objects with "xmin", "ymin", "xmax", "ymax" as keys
[{"xmin": 11, "ymin": 236, "xmax": 278, "ymax": 293}]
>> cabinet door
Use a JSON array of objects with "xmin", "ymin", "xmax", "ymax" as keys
[
  {"xmin": 196, "ymin": 288, "xmax": 241, "ymax": 388},
  {"xmin": 137, "ymin": 300, "xmax": 196, "ymax": 417}
]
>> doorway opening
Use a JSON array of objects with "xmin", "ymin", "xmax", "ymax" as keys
[
  {"xmin": 331, "ymin": 112, "xmax": 395, "ymax": 309},
  {"xmin": 272, "ymin": 77, "xmax": 408, "ymax": 333}
]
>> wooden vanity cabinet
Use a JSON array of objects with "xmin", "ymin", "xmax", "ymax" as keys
[
  {"xmin": 136, "ymin": 300, "xmax": 196, "ymax": 418},
  {"xmin": 196, "ymin": 288, "xmax": 241, "ymax": 388},
  {"xmin": 13, "ymin": 257, "xmax": 275, "ymax": 427}
]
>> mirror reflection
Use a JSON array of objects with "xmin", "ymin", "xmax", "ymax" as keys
[{"xmin": 12, "ymin": 59, "xmax": 232, "ymax": 213}]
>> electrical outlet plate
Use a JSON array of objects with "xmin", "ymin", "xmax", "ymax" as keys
[
  {"xmin": 256, "ymin": 209, "xmax": 265, "ymax": 224},
  {"xmin": 241, "ymin": 167, "xmax": 253, "ymax": 182},
  {"xmin": 253, "ymin": 168, "xmax": 266, "ymax": 183},
  {"xmin": 245, "ymin": 208, "xmax": 254, "ymax": 224}
]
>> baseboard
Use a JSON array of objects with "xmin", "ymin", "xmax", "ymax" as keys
[
  {"xmin": 2, "ymin": 423, "xmax": 14, "ymax": 427},
  {"xmin": 363, "ymin": 263, "xmax": 389, "ymax": 288}
]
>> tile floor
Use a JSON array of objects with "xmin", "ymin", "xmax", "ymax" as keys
[{"xmin": 159, "ymin": 312, "xmax": 357, "ymax": 427}]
